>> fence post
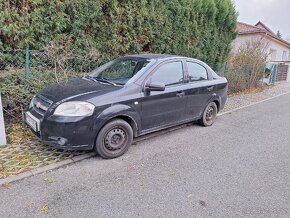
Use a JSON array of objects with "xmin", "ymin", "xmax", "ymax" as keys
[
  {"xmin": 0, "ymin": 93, "xmax": 6, "ymax": 146},
  {"xmin": 25, "ymin": 48, "xmax": 30, "ymax": 81}
]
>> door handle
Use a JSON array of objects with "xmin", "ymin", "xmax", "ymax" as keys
[
  {"xmin": 207, "ymin": 86, "xmax": 214, "ymax": 91},
  {"xmin": 176, "ymin": 91, "xmax": 185, "ymax": 97}
]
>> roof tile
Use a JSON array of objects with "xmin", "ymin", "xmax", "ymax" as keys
[{"xmin": 237, "ymin": 21, "xmax": 290, "ymax": 48}]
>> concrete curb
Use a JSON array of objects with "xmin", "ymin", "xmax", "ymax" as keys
[
  {"xmin": 1, "ymin": 89, "xmax": 290, "ymax": 186},
  {"xmin": 0, "ymin": 153, "xmax": 96, "ymax": 186}
]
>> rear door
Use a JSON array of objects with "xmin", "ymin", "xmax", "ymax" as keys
[
  {"xmin": 184, "ymin": 61, "xmax": 215, "ymax": 119},
  {"xmin": 141, "ymin": 60, "xmax": 188, "ymax": 131}
]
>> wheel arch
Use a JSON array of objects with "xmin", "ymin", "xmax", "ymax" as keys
[
  {"xmin": 213, "ymin": 99, "xmax": 220, "ymax": 112},
  {"xmin": 110, "ymin": 115, "xmax": 139, "ymax": 137},
  {"xmin": 202, "ymin": 95, "xmax": 221, "ymax": 114},
  {"xmin": 96, "ymin": 104, "xmax": 141, "ymax": 138}
]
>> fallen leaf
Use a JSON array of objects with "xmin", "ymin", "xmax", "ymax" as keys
[
  {"xmin": 1, "ymin": 182, "xmax": 12, "ymax": 188},
  {"xmin": 40, "ymin": 205, "xmax": 49, "ymax": 213},
  {"xmin": 165, "ymin": 172, "xmax": 175, "ymax": 177},
  {"xmin": 44, "ymin": 177, "xmax": 56, "ymax": 183}
]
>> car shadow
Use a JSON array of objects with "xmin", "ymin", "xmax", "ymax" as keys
[{"xmin": 133, "ymin": 121, "xmax": 202, "ymax": 145}]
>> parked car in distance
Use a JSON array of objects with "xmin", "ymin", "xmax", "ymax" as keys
[{"xmin": 24, "ymin": 54, "xmax": 228, "ymax": 159}]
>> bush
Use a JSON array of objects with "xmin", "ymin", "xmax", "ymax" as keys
[
  {"xmin": 0, "ymin": 69, "xmax": 81, "ymax": 123},
  {"xmin": 0, "ymin": 0, "xmax": 237, "ymax": 70},
  {"xmin": 0, "ymin": 44, "xmax": 105, "ymax": 123},
  {"xmin": 0, "ymin": 51, "xmax": 25, "ymax": 70},
  {"xmin": 224, "ymin": 40, "xmax": 270, "ymax": 94}
]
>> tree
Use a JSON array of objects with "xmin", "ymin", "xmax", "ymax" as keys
[{"xmin": 277, "ymin": 30, "xmax": 282, "ymax": 38}]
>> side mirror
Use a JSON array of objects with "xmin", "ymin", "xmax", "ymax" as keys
[{"xmin": 145, "ymin": 82, "xmax": 165, "ymax": 92}]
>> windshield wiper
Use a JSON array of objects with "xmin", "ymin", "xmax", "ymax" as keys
[
  {"xmin": 94, "ymin": 77, "xmax": 118, "ymax": 86},
  {"xmin": 83, "ymin": 75, "xmax": 97, "ymax": 82},
  {"xmin": 83, "ymin": 75, "xmax": 118, "ymax": 86}
]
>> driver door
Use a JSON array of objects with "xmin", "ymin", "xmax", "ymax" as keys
[{"xmin": 141, "ymin": 61, "xmax": 188, "ymax": 132}]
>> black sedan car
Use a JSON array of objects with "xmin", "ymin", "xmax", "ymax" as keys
[{"xmin": 25, "ymin": 54, "xmax": 227, "ymax": 159}]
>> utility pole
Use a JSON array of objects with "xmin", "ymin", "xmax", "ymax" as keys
[{"xmin": 0, "ymin": 93, "xmax": 6, "ymax": 146}]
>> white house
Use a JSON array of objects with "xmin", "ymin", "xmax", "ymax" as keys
[{"xmin": 232, "ymin": 21, "xmax": 290, "ymax": 82}]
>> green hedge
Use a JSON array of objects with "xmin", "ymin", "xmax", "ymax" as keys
[
  {"xmin": 0, "ymin": 69, "xmax": 81, "ymax": 123},
  {"xmin": 0, "ymin": 0, "xmax": 237, "ymax": 70}
]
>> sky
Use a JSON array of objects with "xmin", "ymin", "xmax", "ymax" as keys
[{"xmin": 233, "ymin": 0, "xmax": 290, "ymax": 41}]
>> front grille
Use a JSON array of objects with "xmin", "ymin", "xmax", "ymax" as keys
[{"xmin": 32, "ymin": 95, "xmax": 53, "ymax": 116}]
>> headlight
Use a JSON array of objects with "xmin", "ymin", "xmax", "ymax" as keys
[{"xmin": 54, "ymin": 101, "xmax": 95, "ymax": 117}]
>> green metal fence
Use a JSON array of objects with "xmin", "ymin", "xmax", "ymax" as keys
[{"xmin": 0, "ymin": 49, "xmax": 102, "ymax": 81}]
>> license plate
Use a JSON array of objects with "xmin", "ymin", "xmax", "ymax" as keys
[{"xmin": 25, "ymin": 112, "xmax": 40, "ymax": 132}]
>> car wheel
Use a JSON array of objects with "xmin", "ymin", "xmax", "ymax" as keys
[
  {"xmin": 95, "ymin": 119, "xmax": 133, "ymax": 159},
  {"xmin": 199, "ymin": 102, "xmax": 218, "ymax": 127}
]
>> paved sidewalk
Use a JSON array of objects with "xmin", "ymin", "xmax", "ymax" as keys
[
  {"xmin": 222, "ymin": 82, "xmax": 290, "ymax": 113},
  {"xmin": 0, "ymin": 82, "xmax": 289, "ymax": 179}
]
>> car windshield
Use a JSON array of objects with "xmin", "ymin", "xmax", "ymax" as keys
[{"xmin": 89, "ymin": 58, "xmax": 153, "ymax": 85}]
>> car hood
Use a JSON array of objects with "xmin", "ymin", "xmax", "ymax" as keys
[{"xmin": 38, "ymin": 78, "xmax": 122, "ymax": 102}]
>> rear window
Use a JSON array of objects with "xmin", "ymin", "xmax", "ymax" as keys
[{"xmin": 187, "ymin": 62, "xmax": 208, "ymax": 82}]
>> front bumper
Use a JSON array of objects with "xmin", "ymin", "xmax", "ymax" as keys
[
  {"xmin": 25, "ymin": 110, "xmax": 96, "ymax": 151},
  {"xmin": 43, "ymin": 139, "xmax": 93, "ymax": 151}
]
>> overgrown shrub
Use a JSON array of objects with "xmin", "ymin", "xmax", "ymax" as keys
[
  {"xmin": 0, "ymin": 69, "xmax": 81, "ymax": 123},
  {"xmin": 0, "ymin": 41, "xmax": 105, "ymax": 123},
  {"xmin": 0, "ymin": 0, "xmax": 237, "ymax": 70},
  {"xmin": 224, "ymin": 40, "xmax": 270, "ymax": 94},
  {"xmin": 0, "ymin": 51, "xmax": 25, "ymax": 70}
]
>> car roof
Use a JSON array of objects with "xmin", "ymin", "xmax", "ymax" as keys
[
  {"xmin": 125, "ymin": 53, "xmax": 185, "ymax": 60},
  {"xmin": 124, "ymin": 54, "xmax": 205, "ymax": 64}
]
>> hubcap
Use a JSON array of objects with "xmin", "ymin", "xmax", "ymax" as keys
[
  {"xmin": 104, "ymin": 128, "xmax": 126, "ymax": 150},
  {"xmin": 206, "ymin": 106, "xmax": 215, "ymax": 121}
]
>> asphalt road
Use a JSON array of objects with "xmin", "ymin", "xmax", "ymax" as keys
[{"xmin": 1, "ymin": 93, "xmax": 290, "ymax": 218}]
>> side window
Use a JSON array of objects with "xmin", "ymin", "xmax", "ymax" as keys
[
  {"xmin": 187, "ymin": 62, "xmax": 208, "ymax": 82},
  {"xmin": 150, "ymin": 62, "xmax": 183, "ymax": 86}
]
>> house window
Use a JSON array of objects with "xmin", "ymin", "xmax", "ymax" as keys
[
  {"xmin": 282, "ymin": 51, "xmax": 287, "ymax": 61},
  {"xmin": 270, "ymin": 49, "xmax": 277, "ymax": 61},
  {"xmin": 288, "ymin": 53, "xmax": 290, "ymax": 61}
]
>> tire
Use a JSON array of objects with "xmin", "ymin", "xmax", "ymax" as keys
[
  {"xmin": 95, "ymin": 119, "xmax": 133, "ymax": 159},
  {"xmin": 199, "ymin": 102, "xmax": 218, "ymax": 127}
]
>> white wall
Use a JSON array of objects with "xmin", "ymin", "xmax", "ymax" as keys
[
  {"xmin": 232, "ymin": 34, "xmax": 290, "ymax": 62},
  {"xmin": 232, "ymin": 34, "xmax": 262, "ymax": 52},
  {"xmin": 267, "ymin": 40, "xmax": 290, "ymax": 62}
]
